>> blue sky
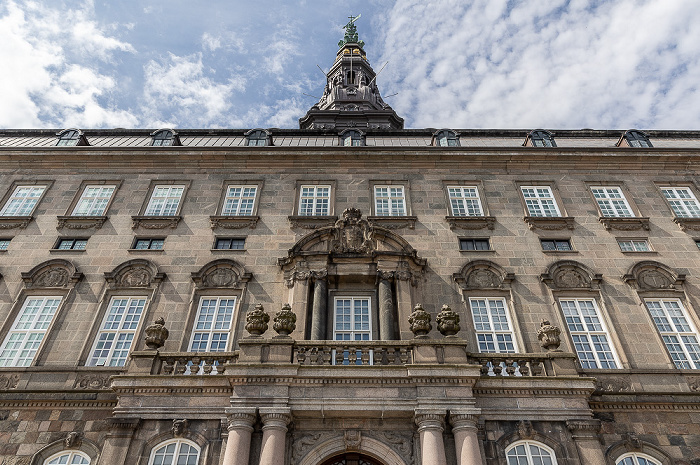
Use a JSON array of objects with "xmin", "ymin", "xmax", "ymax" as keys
[{"xmin": 1, "ymin": 0, "xmax": 699, "ymax": 130}]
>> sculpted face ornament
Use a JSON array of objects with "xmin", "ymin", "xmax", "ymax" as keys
[{"xmin": 332, "ymin": 208, "xmax": 374, "ymax": 254}]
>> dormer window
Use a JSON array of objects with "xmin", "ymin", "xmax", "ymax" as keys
[
  {"xmin": 56, "ymin": 129, "xmax": 87, "ymax": 146},
  {"xmin": 619, "ymin": 130, "xmax": 652, "ymax": 148},
  {"xmin": 526, "ymin": 130, "xmax": 556, "ymax": 147},
  {"xmin": 151, "ymin": 129, "xmax": 180, "ymax": 146},
  {"xmin": 340, "ymin": 130, "xmax": 364, "ymax": 147},
  {"xmin": 246, "ymin": 129, "xmax": 271, "ymax": 147},
  {"xmin": 434, "ymin": 129, "xmax": 459, "ymax": 147}
]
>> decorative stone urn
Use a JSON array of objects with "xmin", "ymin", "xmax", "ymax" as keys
[
  {"xmin": 273, "ymin": 303, "xmax": 296, "ymax": 336},
  {"xmin": 408, "ymin": 304, "xmax": 432, "ymax": 337},
  {"xmin": 436, "ymin": 304, "xmax": 460, "ymax": 336},
  {"xmin": 245, "ymin": 304, "xmax": 270, "ymax": 336},
  {"xmin": 144, "ymin": 317, "xmax": 169, "ymax": 350},
  {"xmin": 537, "ymin": 319, "xmax": 562, "ymax": 351}
]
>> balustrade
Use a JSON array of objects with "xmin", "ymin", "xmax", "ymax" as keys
[
  {"xmin": 294, "ymin": 341, "xmax": 412, "ymax": 366},
  {"xmin": 158, "ymin": 351, "xmax": 239, "ymax": 375}
]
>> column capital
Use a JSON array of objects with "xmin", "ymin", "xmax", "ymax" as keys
[
  {"xmin": 449, "ymin": 411, "xmax": 479, "ymax": 432},
  {"xmin": 226, "ymin": 408, "xmax": 257, "ymax": 433},
  {"xmin": 259, "ymin": 408, "xmax": 292, "ymax": 431},
  {"xmin": 415, "ymin": 409, "xmax": 446, "ymax": 432},
  {"xmin": 567, "ymin": 419, "xmax": 601, "ymax": 439},
  {"xmin": 105, "ymin": 417, "xmax": 140, "ymax": 438}
]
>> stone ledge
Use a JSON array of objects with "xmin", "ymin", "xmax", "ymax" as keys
[
  {"xmin": 56, "ymin": 215, "xmax": 107, "ymax": 230},
  {"xmin": 131, "ymin": 215, "xmax": 181, "ymax": 229},
  {"xmin": 0, "ymin": 216, "xmax": 32, "ymax": 230},
  {"xmin": 599, "ymin": 216, "xmax": 650, "ymax": 231},
  {"xmin": 210, "ymin": 215, "xmax": 259, "ymax": 229},
  {"xmin": 673, "ymin": 216, "xmax": 700, "ymax": 232},
  {"xmin": 368, "ymin": 216, "xmax": 417, "ymax": 230},
  {"xmin": 523, "ymin": 216, "xmax": 575, "ymax": 231},
  {"xmin": 288, "ymin": 215, "xmax": 337, "ymax": 229},
  {"xmin": 445, "ymin": 215, "xmax": 495, "ymax": 230}
]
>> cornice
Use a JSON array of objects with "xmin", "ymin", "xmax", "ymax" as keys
[{"xmin": 590, "ymin": 401, "xmax": 700, "ymax": 412}]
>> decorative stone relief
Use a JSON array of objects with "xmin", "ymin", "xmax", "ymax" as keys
[
  {"xmin": 408, "ymin": 304, "xmax": 431, "ymax": 337},
  {"xmin": 517, "ymin": 420, "xmax": 534, "ymax": 440},
  {"xmin": 374, "ymin": 431, "xmax": 414, "ymax": 465},
  {"xmin": 0, "ymin": 216, "xmax": 32, "ymax": 230},
  {"xmin": 436, "ymin": 305, "xmax": 460, "ymax": 336},
  {"xmin": 273, "ymin": 303, "xmax": 296, "ymax": 336},
  {"xmin": 144, "ymin": 317, "xmax": 169, "ymax": 350},
  {"xmin": 537, "ymin": 320, "xmax": 561, "ymax": 351},
  {"xmin": 291, "ymin": 431, "xmax": 336, "ymax": 464},
  {"xmin": 622, "ymin": 433, "xmax": 642, "ymax": 451},
  {"xmin": 191, "ymin": 259, "xmax": 251, "ymax": 290},
  {"xmin": 171, "ymin": 419, "xmax": 188, "ymax": 437},
  {"xmin": 446, "ymin": 215, "xmax": 495, "ymax": 230},
  {"xmin": 623, "ymin": 261, "xmax": 685, "ymax": 291},
  {"xmin": 344, "ymin": 430, "xmax": 361, "ymax": 451},
  {"xmin": 331, "ymin": 208, "xmax": 374, "ymax": 254},
  {"xmin": 689, "ymin": 378, "xmax": 700, "ymax": 392},
  {"xmin": 105, "ymin": 259, "xmax": 164, "ymax": 290},
  {"xmin": 21, "ymin": 259, "xmax": 83, "ymax": 289},
  {"xmin": 453, "ymin": 260, "xmax": 514, "ymax": 290},
  {"xmin": 64, "ymin": 431, "xmax": 82, "ymax": 449},
  {"xmin": 209, "ymin": 215, "xmax": 259, "ymax": 229},
  {"xmin": 56, "ymin": 215, "xmax": 107, "ymax": 230},
  {"xmin": 131, "ymin": 215, "xmax": 181, "ymax": 229},
  {"xmin": 0, "ymin": 374, "xmax": 19, "ymax": 389},
  {"xmin": 596, "ymin": 377, "xmax": 633, "ymax": 393},
  {"xmin": 540, "ymin": 260, "xmax": 601, "ymax": 290},
  {"xmin": 245, "ymin": 304, "xmax": 269, "ymax": 336},
  {"xmin": 75, "ymin": 375, "xmax": 110, "ymax": 390}
]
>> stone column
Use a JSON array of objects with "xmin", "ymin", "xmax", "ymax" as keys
[
  {"xmin": 378, "ymin": 271, "xmax": 396, "ymax": 340},
  {"xmin": 222, "ymin": 409, "xmax": 257, "ymax": 465},
  {"xmin": 310, "ymin": 271, "xmax": 328, "ymax": 340},
  {"xmin": 258, "ymin": 408, "xmax": 292, "ymax": 465},
  {"xmin": 96, "ymin": 418, "xmax": 139, "ymax": 465},
  {"xmin": 415, "ymin": 410, "xmax": 447, "ymax": 465},
  {"xmin": 567, "ymin": 420, "xmax": 606, "ymax": 464},
  {"xmin": 450, "ymin": 412, "xmax": 483, "ymax": 465}
]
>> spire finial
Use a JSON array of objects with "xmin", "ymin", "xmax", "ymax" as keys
[{"xmin": 338, "ymin": 14, "xmax": 365, "ymax": 48}]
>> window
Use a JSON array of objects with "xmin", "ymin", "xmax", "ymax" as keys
[
  {"xmin": 87, "ymin": 297, "xmax": 147, "ymax": 366},
  {"xmin": 448, "ymin": 186, "xmax": 483, "ymax": 216},
  {"xmin": 622, "ymin": 130, "xmax": 652, "ymax": 148},
  {"xmin": 72, "ymin": 185, "xmax": 115, "ymax": 216},
  {"xmin": 132, "ymin": 238, "xmax": 164, "ymax": 250},
  {"xmin": 246, "ymin": 129, "xmax": 269, "ymax": 146},
  {"xmin": 148, "ymin": 439, "xmax": 200, "ymax": 465},
  {"xmin": 616, "ymin": 453, "xmax": 661, "ymax": 465},
  {"xmin": 559, "ymin": 299, "xmax": 618, "ymax": 369},
  {"xmin": 521, "ymin": 186, "xmax": 561, "ymax": 217},
  {"xmin": 222, "ymin": 186, "xmax": 257, "ymax": 216},
  {"xmin": 459, "ymin": 238, "xmax": 490, "ymax": 251},
  {"xmin": 527, "ymin": 130, "xmax": 556, "ymax": 147},
  {"xmin": 151, "ymin": 129, "xmax": 176, "ymax": 146},
  {"xmin": 469, "ymin": 298, "xmax": 517, "ymax": 353},
  {"xmin": 56, "ymin": 129, "xmax": 81, "ymax": 147},
  {"xmin": 144, "ymin": 185, "xmax": 185, "ymax": 216},
  {"xmin": 591, "ymin": 186, "xmax": 633, "ymax": 217},
  {"xmin": 0, "ymin": 296, "xmax": 62, "ymax": 367},
  {"xmin": 645, "ymin": 299, "xmax": 700, "ymax": 369},
  {"xmin": 45, "ymin": 451, "xmax": 90, "ymax": 465},
  {"xmin": 334, "ymin": 297, "xmax": 371, "ymax": 341},
  {"xmin": 696, "ymin": 240, "xmax": 700, "ymax": 250},
  {"xmin": 55, "ymin": 238, "xmax": 87, "ymax": 250},
  {"xmin": 374, "ymin": 186, "xmax": 406, "ymax": 216},
  {"xmin": 214, "ymin": 238, "xmax": 245, "ymax": 250},
  {"xmin": 506, "ymin": 441, "xmax": 557, "ymax": 465},
  {"xmin": 299, "ymin": 185, "xmax": 331, "ymax": 216},
  {"xmin": 189, "ymin": 297, "xmax": 237, "ymax": 351},
  {"xmin": 434, "ymin": 130, "xmax": 459, "ymax": 147},
  {"xmin": 341, "ymin": 130, "xmax": 364, "ymax": 147},
  {"xmin": 618, "ymin": 239, "xmax": 650, "ymax": 252},
  {"xmin": 0, "ymin": 239, "xmax": 10, "ymax": 250},
  {"xmin": 661, "ymin": 187, "xmax": 700, "ymax": 218},
  {"xmin": 540, "ymin": 239, "xmax": 572, "ymax": 251},
  {"xmin": 0, "ymin": 185, "xmax": 46, "ymax": 216}
]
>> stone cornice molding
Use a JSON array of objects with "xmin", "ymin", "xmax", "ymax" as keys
[
  {"xmin": 566, "ymin": 419, "xmax": 601, "ymax": 439},
  {"xmin": 414, "ymin": 409, "xmax": 446, "ymax": 432}
]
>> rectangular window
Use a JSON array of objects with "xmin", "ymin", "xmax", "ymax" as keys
[
  {"xmin": 661, "ymin": 187, "xmax": 700, "ymax": 218},
  {"xmin": 0, "ymin": 186, "xmax": 46, "ymax": 216},
  {"xmin": 334, "ymin": 297, "xmax": 371, "ymax": 341},
  {"xmin": 618, "ymin": 239, "xmax": 651, "ymax": 252},
  {"xmin": 559, "ymin": 299, "xmax": 618, "ymax": 369},
  {"xmin": 0, "ymin": 239, "xmax": 10, "ymax": 250},
  {"xmin": 72, "ymin": 185, "xmax": 116, "ymax": 216},
  {"xmin": 521, "ymin": 186, "xmax": 561, "ymax": 217},
  {"xmin": 591, "ymin": 186, "xmax": 633, "ymax": 217},
  {"xmin": 447, "ymin": 186, "xmax": 483, "ymax": 216},
  {"xmin": 214, "ymin": 238, "xmax": 245, "ymax": 250},
  {"xmin": 88, "ymin": 297, "xmax": 147, "ymax": 366},
  {"xmin": 188, "ymin": 297, "xmax": 237, "ymax": 352},
  {"xmin": 459, "ymin": 238, "xmax": 490, "ymax": 251},
  {"xmin": 540, "ymin": 239, "xmax": 573, "ymax": 251},
  {"xmin": 299, "ymin": 185, "xmax": 331, "ymax": 216},
  {"xmin": 645, "ymin": 299, "xmax": 700, "ymax": 369},
  {"xmin": 55, "ymin": 238, "xmax": 87, "ymax": 250},
  {"xmin": 222, "ymin": 186, "xmax": 257, "ymax": 216},
  {"xmin": 374, "ymin": 186, "xmax": 406, "ymax": 216},
  {"xmin": 469, "ymin": 298, "xmax": 517, "ymax": 353},
  {"xmin": 144, "ymin": 185, "xmax": 185, "ymax": 216},
  {"xmin": 0, "ymin": 296, "xmax": 62, "ymax": 367},
  {"xmin": 132, "ymin": 238, "xmax": 164, "ymax": 250}
]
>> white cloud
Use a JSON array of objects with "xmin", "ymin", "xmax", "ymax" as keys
[{"xmin": 202, "ymin": 33, "xmax": 221, "ymax": 52}]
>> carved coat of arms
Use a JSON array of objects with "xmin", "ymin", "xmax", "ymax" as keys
[{"xmin": 332, "ymin": 208, "xmax": 374, "ymax": 254}]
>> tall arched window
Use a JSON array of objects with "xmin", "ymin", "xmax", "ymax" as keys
[
  {"xmin": 148, "ymin": 439, "xmax": 200, "ymax": 465},
  {"xmin": 506, "ymin": 441, "xmax": 557, "ymax": 465},
  {"xmin": 616, "ymin": 453, "xmax": 661, "ymax": 465},
  {"xmin": 45, "ymin": 451, "xmax": 90, "ymax": 464}
]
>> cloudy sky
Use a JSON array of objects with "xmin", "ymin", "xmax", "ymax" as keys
[{"xmin": 1, "ymin": 0, "xmax": 698, "ymax": 130}]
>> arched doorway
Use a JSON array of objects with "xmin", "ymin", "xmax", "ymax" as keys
[{"xmin": 320, "ymin": 454, "xmax": 384, "ymax": 465}]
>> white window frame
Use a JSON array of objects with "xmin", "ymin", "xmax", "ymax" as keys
[
  {"xmin": 222, "ymin": 185, "xmax": 257, "ymax": 216},
  {"xmin": 590, "ymin": 186, "xmax": 634, "ymax": 217},
  {"xmin": 0, "ymin": 296, "xmax": 62, "ymax": 367},
  {"xmin": 87, "ymin": 296, "xmax": 147, "ymax": 367},
  {"xmin": 148, "ymin": 439, "xmax": 200, "ymax": 465},
  {"xmin": 447, "ymin": 186, "xmax": 483, "ymax": 216},
  {"xmin": 144, "ymin": 185, "xmax": 185, "ymax": 216},
  {"xmin": 44, "ymin": 451, "xmax": 91, "ymax": 465},
  {"xmin": 506, "ymin": 441, "xmax": 558, "ymax": 465},
  {"xmin": 374, "ymin": 185, "xmax": 406, "ymax": 216},
  {"xmin": 188, "ymin": 297, "xmax": 237, "ymax": 352},
  {"xmin": 72, "ymin": 185, "xmax": 116, "ymax": 216},
  {"xmin": 645, "ymin": 298, "xmax": 700, "ymax": 369},
  {"xmin": 559, "ymin": 298, "xmax": 620, "ymax": 369},
  {"xmin": 0, "ymin": 185, "xmax": 47, "ymax": 216},
  {"xmin": 661, "ymin": 187, "xmax": 700, "ymax": 218},
  {"xmin": 521, "ymin": 186, "xmax": 561, "ymax": 217},
  {"xmin": 617, "ymin": 239, "xmax": 651, "ymax": 252},
  {"xmin": 616, "ymin": 452, "xmax": 661, "ymax": 465},
  {"xmin": 298, "ymin": 185, "xmax": 331, "ymax": 216},
  {"xmin": 333, "ymin": 296, "xmax": 372, "ymax": 341},
  {"xmin": 469, "ymin": 297, "xmax": 517, "ymax": 353}
]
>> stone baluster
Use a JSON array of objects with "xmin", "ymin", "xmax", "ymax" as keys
[
  {"xmin": 450, "ymin": 412, "xmax": 483, "ymax": 465},
  {"xmin": 222, "ymin": 409, "xmax": 257, "ymax": 465},
  {"xmin": 567, "ymin": 420, "xmax": 606, "ymax": 464},
  {"xmin": 378, "ymin": 271, "xmax": 396, "ymax": 340},
  {"xmin": 310, "ymin": 270, "xmax": 328, "ymax": 340},
  {"xmin": 415, "ymin": 409, "xmax": 447, "ymax": 465},
  {"xmin": 258, "ymin": 408, "xmax": 292, "ymax": 465}
]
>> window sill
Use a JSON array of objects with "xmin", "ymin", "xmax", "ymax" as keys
[
  {"xmin": 210, "ymin": 248, "xmax": 246, "ymax": 252},
  {"xmin": 288, "ymin": 215, "xmax": 337, "ymax": 229},
  {"xmin": 620, "ymin": 251, "xmax": 658, "ymax": 255},
  {"xmin": 209, "ymin": 215, "xmax": 259, "ymax": 230},
  {"xmin": 541, "ymin": 250, "xmax": 578, "ymax": 254},
  {"xmin": 128, "ymin": 248, "xmax": 164, "ymax": 253},
  {"xmin": 57, "ymin": 215, "xmax": 107, "ymax": 231},
  {"xmin": 598, "ymin": 216, "xmax": 650, "ymax": 231},
  {"xmin": 368, "ymin": 215, "xmax": 417, "ymax": 230},
  {"xmin": 459, "ymin": 249, "xmax": 495, "ymax": 253},
  {"xmin": 50, "ymin": 249, "xmax": 86, "ymax": 253},
  {"xmin": 524, "ymin": 216, "xmax": 575, "ymax": 231},
  {"xmin": 0, "ymin": 216, "xmax": 33, "ymax": 230},
  {"xmin": 673, "ymin": 217, "xmax": 700, "ymax": 232},
  {"xmin": 131, "ymin": 215, "xmax": 181, "ymax": 230},
  {"xmin": 445, "ymin": 216, "xmax": 495, "ymax": 231}
]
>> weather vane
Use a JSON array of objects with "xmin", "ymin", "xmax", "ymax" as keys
[{"xmin": 338, "ymin": 14, "xmax": 365, "ymax": 48}]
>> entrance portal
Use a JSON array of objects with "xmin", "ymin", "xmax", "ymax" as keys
[{"xmin": 320, "ymin": 453, "xmax": 384, "ymax": 465}]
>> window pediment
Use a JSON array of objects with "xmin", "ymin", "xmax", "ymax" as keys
[
  {"xmin": 540, "ymin": 260, "xmax": 601, "ymax": 290},
  {"xmin": 191, "ymin": 259, "xmax": 251, "ymax": 289},
  {"xmin": 21, "ymin": 259, "xmax": 83, "ymax": 289},
  {"xmin": 453, "ymin": 260, "xmax": 514, "ymax": 290},
  {"xmin": 104, "ymin": 259, "xmax": 165, "ymax": 289},
  {"xmin": 622, "ymin": 261, "xmax": 685, "ymax": 291}
]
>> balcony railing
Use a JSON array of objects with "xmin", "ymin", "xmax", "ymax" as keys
[
  {"xmin": 294, "ymin": 341, "xmax": 413, "ymax": 366},
  {"xmin": 158, "ymin": 351, "xmax": 239, "ymax": 375},
  {"xmin": 466, "ymin": 353, "xmax": 548, "ymax": 377}
]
